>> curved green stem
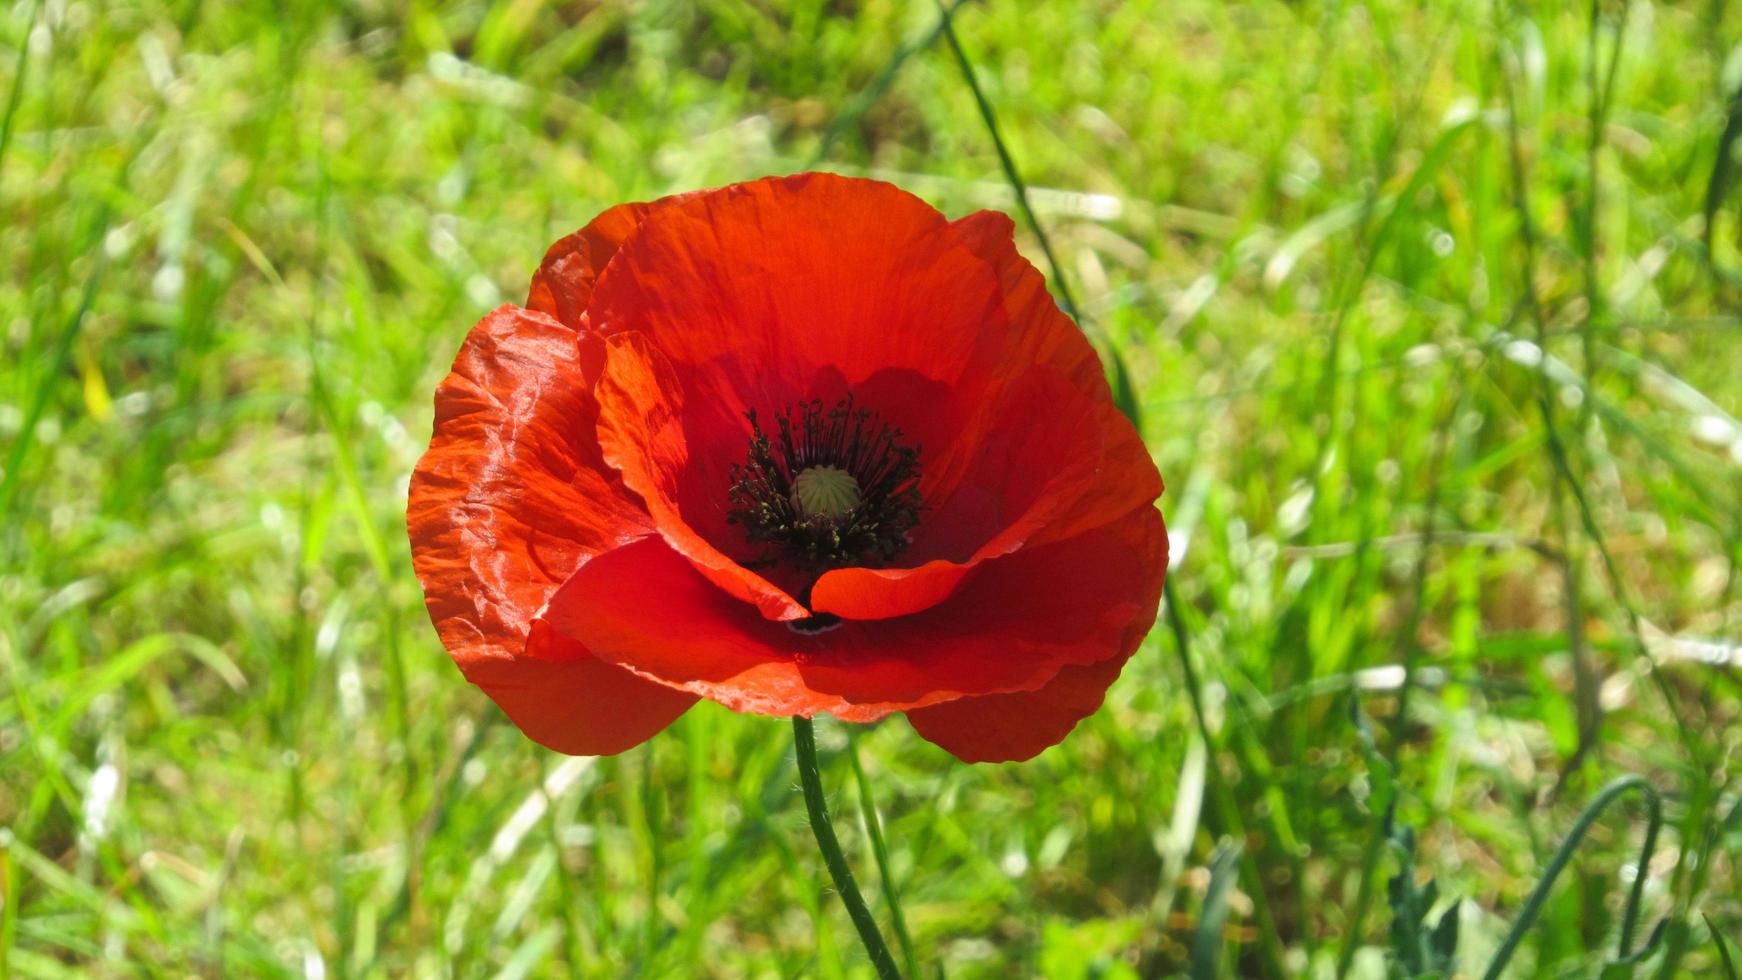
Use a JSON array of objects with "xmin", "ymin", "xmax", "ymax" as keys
[{"xmin": 792, "ymin": 716, "xmax": 903, "ymax": 980}]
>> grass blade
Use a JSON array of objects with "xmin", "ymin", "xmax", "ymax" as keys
[
  {"xmin": 811, "ymin": 0, "xmax": 974, "ymax": 166},
  {"xmin": 846, "ymin": 731, "xmax": 920, "ymax": 980},
  {"xmin": 1189, "ymin": 839, "xmax": 1242, "ymax": 980},
  {"xmin": 1480, "ymin": 775, "xmax": 1664, "ymax": 980},
  {"xmin": 0, "ymin": 0, "xmax": 37, "ymax": 181},
  {"xmin": 0, "ymin": 205, "xmax": 110, "ymax": 517},
  {"xmin": 933, "ymin": 0, "xmax": 1080, "ymax": 321},
  {"xmin": 1163, "ymin": 581, "xmax": 1288, "ymax": 977},
  {"xmin": 1709, "ymin": 914, "xmax": 1740, "ymax": 980},
  {"xmin": 1703, "ymin": 74, "xmax": 1742, "ymax": 254}
]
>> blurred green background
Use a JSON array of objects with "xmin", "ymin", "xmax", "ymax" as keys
[{"xmin": 3, "ymin": 0, "xmax": 1741, "ymax": 976}]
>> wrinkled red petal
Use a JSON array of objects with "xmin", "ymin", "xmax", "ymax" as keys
[
  {"xmin": 592, "ymin": 332, "xmax": 810, "ymax": 620},
  {"xmin": 946, "ymin": 210, "xmax": 1163, "ymax": 546},
  {"xmin": 473, "ymin": 622, "xmax": 695, "ymax": 756},
  {"xmin": 577, "ymin": 175, "xmax": 1032, "ymax": 613},
  {"xmin": 796, "ymin": 205, "xmax": 1162, "ymax": 621},
  {"xmin": 810, "ymin": 371, "xmax": 1161, "ymax": 620},
  {"xmin": 906, "ymin": 507, "xmax": 1168, "ymax": 763},
  {"xmin": 407, "ymin": 304, "xmax": 692, "ymax": 753},
  {"xmin": 527, "ymin": 200, "xmax": 667, "ymax": 329},
  {"xmin": 1028, "ymin": 401, "xmax": 1162, "ymax": 550},
  {"xmin": 537, "ymin": 506, "xmax": 1165, "ymax": 722},
  {"xmin": 948, "ymin": 209, "xmax": 1107, "ymax": 397},
  {"xmin": 904, "ymin": 652, "xmax": 1131, "ymax": 764},
  {"xmin": 809, "ymin": 366, "xmax": 1101, "ymax": 618},
  {"xmin": 558, "ymin": 177, "xmax": 1161, "ymax": 627},
  {"xmin": 585, "ymin": 173, "xmax": 1009, "ymax": 395}
]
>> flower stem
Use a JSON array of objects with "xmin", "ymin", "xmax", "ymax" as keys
[{"xmin": 791, "ymin": 716, "xmax": 903, "ymax": 980}]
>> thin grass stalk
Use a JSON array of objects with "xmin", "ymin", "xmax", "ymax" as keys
[
  {"xmin": 1579, "ymin": 0, "xmax": 1627, "ymax": 428},
  {"xmin": 792, "ymin": 717, "xmax": 903, "ymax": 980},
  {"xmin": 1709, "ymin": 913, "xmax": 1740, "ymax": 980},
  {"xmin": 1297, "ymin": 1, "xmax": 1453, "ymax": 547},
  {"xmin": 1164, "ymin": 581, "xmax": 1289, "ymax": 978},
  {"xmin": 933, "ymin": 0, "xmax": 1080, "ymax": 321},
  {"xmin": 1499, "ymin": 0, "xmax": 1609, "ymax": 769},
  {"xmin": 0, "ymin": 0, "xmax": 38, "ymax": 183},
  {"xmin": 1499, "ymin": 0, "xmax": 1707, "ymax": 777},
  {"xmin": 812, "ymin": 0, "xmax": 975, "ymax": 166},
  {"xmin": 1334, "ymin": 375, "xmax": 1470, "ymax": 979},
  {"xmin": 934, "ymin": 9, "xmax": 1291, "ymax": 970},
  {"xmin": 845, "ymin": 732, "xmax": 920, "ymax": 979}
]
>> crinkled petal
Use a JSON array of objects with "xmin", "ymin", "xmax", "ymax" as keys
[
  {"xmin": 907, "ymin": 506, "xmax": 1167, "ymax": 763},
  {"xmin": 584, "ymin": 173, "xmax": 1009, "ymax": 396},
  {"xmin": 904, "ymin": 652, "xmax": 1131, "ymax": 764},
  {"xmin": 407, "ymin": 304, "xmax": 691, "ymax": 753},
  {"xmin": 946, "ymin": 210, "xmax": 1164, "ymax": 546},
  {"xmin": 473, "ymin": 622, "xmax": 695, "ymax": 755},
  {"xmin": 592, "ymin": 332, "xmax": 810, "ymax": 620},
  {"xmin": 573, "ymin": 176, "xmax": 1159, "ymax": 625},
  {"xmin": 811, "ymin": 372, "xmax": 1161, "ymax": 620},
  {"xmin": 947, "ymin": 209, "xmax": 1107, "ymax": 397},
  {"xmin": 527, "ymin": 199, "xmax": 670, "ymax": 328},
  {"xmin": 809, "ymin": 366, "xmax": 1101, "ymax": 618},
  {"xmin": 1027, "ymin": 401, "xmax": 1162, "ymax": 550},
  {"xmin": 578, "ymin": 174, "xmax": 1018, "ymax": 592},
  {"xmin": 800, "ymin": 209, "xmax": 1162, "ymax": 621},
  {"xmin": 594, "ymin": 322, "xmax": 978, "ymax": 607},
  {"xmin": 933, "ymin": 210, "xmax": 1163, "ymax": 550},
  {"xmin": 537, "ymin": 506, "xmax": 1166, "ymax": 722}
]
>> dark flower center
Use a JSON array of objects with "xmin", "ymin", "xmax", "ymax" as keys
[{"xmin": 726, "ymin": 396, "xmax": 921, "ymax": 572}]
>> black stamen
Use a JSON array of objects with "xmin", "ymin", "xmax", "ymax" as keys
[{"xmin": 726, "ymin": 395, "xmax": 921, "ymax": 571}]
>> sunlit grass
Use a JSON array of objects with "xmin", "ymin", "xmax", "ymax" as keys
[{"xmin": 2, "ymin": 0, "xmax": 1739, "ymax": 976}]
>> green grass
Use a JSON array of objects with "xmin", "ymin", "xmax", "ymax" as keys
[{"xmin": 3, "ymin": 0, "xmax": 1741, "ymax": 975}]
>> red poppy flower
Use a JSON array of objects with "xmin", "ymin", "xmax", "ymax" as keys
[{"xmin": 408, "ymin": 173, "xmax": 1166, "ymax": 763}]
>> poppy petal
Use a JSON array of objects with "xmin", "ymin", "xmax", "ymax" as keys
[
  {"xmin": 593, "ymin": 324, "xmax": 981, "ymax": 613},
  {"xmin": 810, "ymin": 371, "xmax": 1161, "ymax": 621},
  {"xmin": 947, "ymin": 209, "xmax": 1106, "ymax": 396},
  {"xmin": 808, "ymin": 365, "xmax": 1104, "ymax": 619},
  {"xmin": 472, "ymin": 621, "xmax": 696, "ymax": 756},
  {"xmin": 903, "ymin": 652, "xmax": 1132, "ymax": 764},
  {"xmin": 574, "ymin": 176, "xmax": 1157, "ymax": 625},
  {"xmin": 804, "ymin": 211, "xmax": 1160, "ymax": 621},
  {"xmin": 578, "ymin": 175, "xmax": 1022, "ymax": 608},
  {"xmin": 905, "ymin": 514, "xmax": 1167, "ymax": 764},
  {"xmin": 1028, "ymin": 401, "xmax": 1163, "ymax": 549},
  {"xmin": 537, "ymin": 505, "xmax": 1165, "ymax": 722},
  {"xmin": 592, "ymin": 331, "xmax": 811, "ymax": 621},
  {"xmin": 407, "ymin": 304, "xmax": 692, "ymax": 752},
  {"xmin": 527, "ymin": 199, "xmax": 668, "ymax": 328},
  {"xmin": 945, "ymin": 209, "xmax": 1166, "ymax": 546},
  {"xmin": 583, "ymin": 173, "xmax": 1010, "ymax": 427}
]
